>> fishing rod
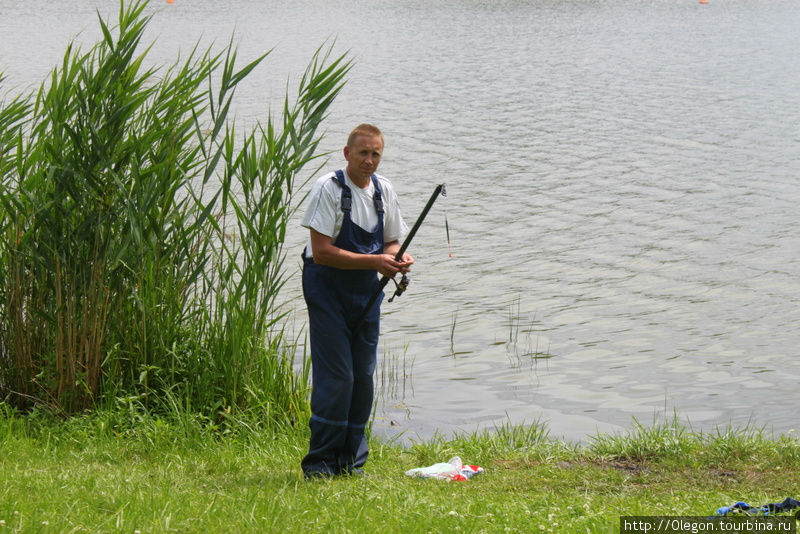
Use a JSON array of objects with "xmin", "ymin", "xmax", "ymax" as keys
[{"xmin": 352, "ymin": 183, "xmax": 447, "ymax": 331}]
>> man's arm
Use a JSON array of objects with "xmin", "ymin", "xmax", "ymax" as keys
[{"xmin": 310, "ymin": 230, "xmax": 413, "ymax": 278}]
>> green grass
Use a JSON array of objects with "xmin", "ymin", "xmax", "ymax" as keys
[{"xmin": 1, "ymin": 408, "xmax": 798, "ymax": 533}]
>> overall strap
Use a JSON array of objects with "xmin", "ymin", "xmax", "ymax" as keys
[
  {"xmin": 333, "ymin": 170, "xmax": 352, "ymax": 212},
  {"xmin": 333, "ymin": 170, "xmax": 384, "ymax": 216},
  {"xmin": 371, "ymin": 174, "xmax": 384, "ymax": 216}
]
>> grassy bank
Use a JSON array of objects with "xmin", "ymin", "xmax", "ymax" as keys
[{"xmin": 1, "ymin": 409, "xmax": 798, "ymax": 533}]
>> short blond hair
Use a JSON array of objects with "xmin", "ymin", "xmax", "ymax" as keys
[{"xmin": 347, "ymin": 124, "xmax": 384, "ymax": 147}]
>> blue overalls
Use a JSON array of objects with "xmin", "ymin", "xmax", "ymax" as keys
[{"xmin": 301, "ymin": 170, "xmax": 385, "ymax": 477}]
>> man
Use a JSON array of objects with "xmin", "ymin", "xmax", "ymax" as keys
[{"xmin": 300, "ymin": 124, "xmax": 412, "ymax": 478}]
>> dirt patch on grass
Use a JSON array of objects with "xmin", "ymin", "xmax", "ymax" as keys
[{"xmin": 493, "ymin": 458, "xmax": 650, "ymax": 475}]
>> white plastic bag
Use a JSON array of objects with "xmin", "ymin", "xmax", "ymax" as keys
[{"xmin": 405, "ymin": 456, "xmax": 484, "ymax": 481}]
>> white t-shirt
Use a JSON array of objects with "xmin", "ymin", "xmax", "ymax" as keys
[{"xmin": 301, "ymin": 170, "xmax": 408, "ymax": 259}]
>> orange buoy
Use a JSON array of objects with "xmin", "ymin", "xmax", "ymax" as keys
[{"xmin": 699, "ymin": 0, "xmax": 708, "ymax": 3}]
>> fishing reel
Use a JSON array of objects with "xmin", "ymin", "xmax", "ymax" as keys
[{"xmin": 387, "ymin": 274, "xmax": 410, "ymax": 303}]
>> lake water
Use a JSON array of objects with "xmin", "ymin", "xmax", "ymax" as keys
[{"xmin": 2, "ymin": 0, "xmax": 799, "ymax": 443}]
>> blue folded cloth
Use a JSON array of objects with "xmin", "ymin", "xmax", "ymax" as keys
[{"xmin": 716, "ymin": 497, "xmax": 800, "ymax": 516}]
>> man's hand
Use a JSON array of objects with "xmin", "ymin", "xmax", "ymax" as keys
[{"xmin": 375, "ymin": 253, "xmax": 414, "ymax": 278}]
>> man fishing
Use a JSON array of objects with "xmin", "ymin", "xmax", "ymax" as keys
[{"xmin": 300, "ymin": 124, "xmax": 412, "ymax": 478}]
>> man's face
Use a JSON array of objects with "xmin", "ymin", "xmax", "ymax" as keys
[{"xmin": 344, "ymin": 134, "xmax": 383, "ymax": 185}]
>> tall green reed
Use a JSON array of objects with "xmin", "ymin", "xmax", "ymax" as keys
[{"xmin": 0, "ymin": 0, "xmax": 348, "ymax": 425}]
